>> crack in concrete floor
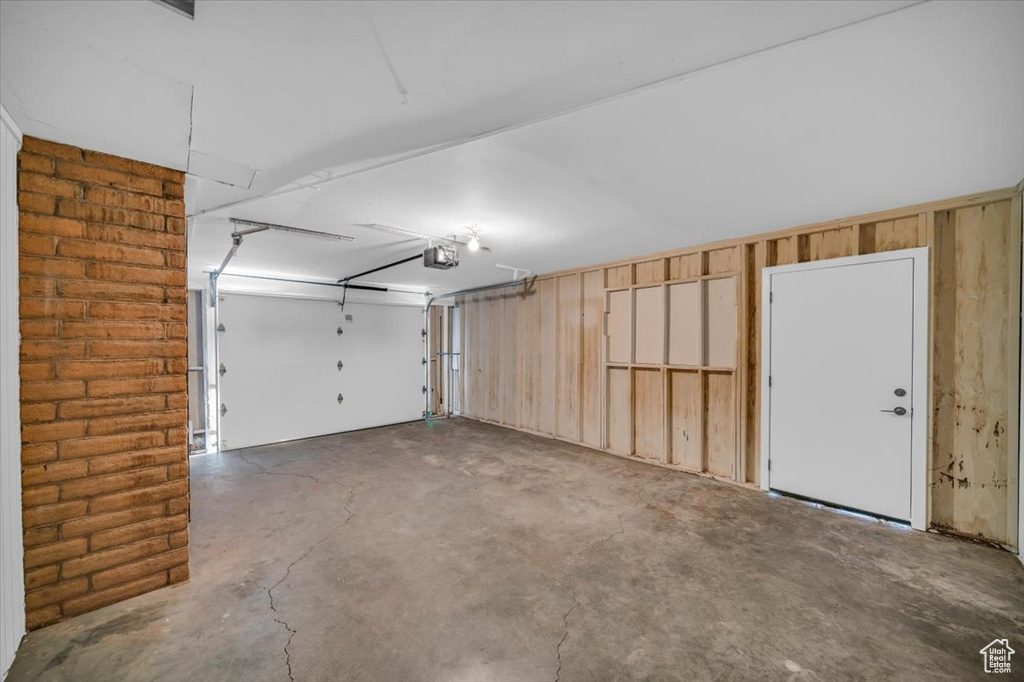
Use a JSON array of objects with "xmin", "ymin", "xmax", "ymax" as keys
[
  {"xmin": 552, "ymin": 473, "xmax": 667, "ymax": 681},
  {"xmin": 250, "ymin": 463, "xmax": 362, "ymax": 682},
  {"xmin": 236, "ymin": 450, "xmax": 349, "ymax": 489}
]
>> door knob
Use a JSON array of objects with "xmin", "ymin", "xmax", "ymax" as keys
[{"xmin": 881, "ymin": 406, "xmax": 907, "ymax": 416}]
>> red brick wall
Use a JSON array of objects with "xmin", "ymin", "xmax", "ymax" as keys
[{"xmin": 17, "ymin": 136, "xmax": 189, "ymax": 630}]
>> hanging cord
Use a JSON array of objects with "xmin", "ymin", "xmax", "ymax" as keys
[{"xmin": 340, "ymin": 282, "xmax": 350, "ymax": 312}]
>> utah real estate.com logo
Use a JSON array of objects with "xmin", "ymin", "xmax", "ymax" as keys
[{"xmin": 980, "ymin": 639, "xmax": 1014, "ymax": 674}]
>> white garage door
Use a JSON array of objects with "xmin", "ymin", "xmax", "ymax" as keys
[{"xmin": 218, "ymin": 294, "xmax": 424, "ymax": 450}]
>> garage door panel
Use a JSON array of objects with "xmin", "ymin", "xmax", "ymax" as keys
[
  {"xmin": 218, "ymin": 295, "xmax": 423, "ymax": 450},
  {"xmin": 219, "ymin": 335, "xmax": 340, "ymax": 367},
  {"xmin": 220, "ymin": 365, "xmax": 341, "ymax": 388}
]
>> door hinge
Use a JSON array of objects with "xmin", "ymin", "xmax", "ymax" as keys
[
  {"xmin": 768, "ymin": 459, "xmax": 772, "ymax": 471},
  {"xmin": 769, "ymin": 291, "xmax": 773, "ymax": 304},
  {"xmin": 768, "ymin": 375, "xmax": 772, "ymax": 388}
]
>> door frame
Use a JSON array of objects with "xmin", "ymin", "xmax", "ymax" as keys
[{"xmin": 759, "ymin": 247, "xmax": 930, "ymax": 530}]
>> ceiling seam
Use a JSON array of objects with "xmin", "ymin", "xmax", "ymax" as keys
[
  {"xmin": 186, "ymin": 85, "xmax": 195, "ymax": 173},
  {"xmin": 360, "ymin": 1, "xmax": 410, "ymax": 106},
  {"xmin": 189, "ymin": 0, "xmax": 931, "ymax": 219}
]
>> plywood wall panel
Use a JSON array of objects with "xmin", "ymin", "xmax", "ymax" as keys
[
  {"xmin": 581, "ymin": 271, "xmax": 604, "ymax": 447},
  {"xmin": 607, "ymin": 290, "xmax": 632, "ymax": 363},
  {"xmin": 930, "ymin": 209, "xmax": 963, "ymax": 533},
  {"xmin": 769, "ymin": 236, "xmax": 799, "ymax": 266},
  {"xmin": 474, "ymin": 294, "xmax": 488, "ymax": 419},
  {"xmin": 668, "ymin": 282, "xmax": 701, "ymax": 365},
  {"xmin": 669, "ymin": 370, "xmax": 702, "ymax": 470},
  {"xmin": 705, "ymin": 372, "xmax": 736, "ymax": 478},
  {"xmin": 501, "ymin": 293, "xmax": 519, "ymax": 426},
  {"xmin": 605, "ymin": 265, "xmax": 632, "ymax": 288},
  {"xmin": 634, "ymin": 369, "xmax": 663, "ymax": 460},
  {"xmin": 467, "ymin": 294, "xmax": 482, "ymax": 419},
  {"xmin": 874, "ymin": 216, "xmax": 922, "ymax": 252},
  {"xmin": 669, "ymin": 254, "xmax": 702, "ymax": 280},
  {"xmin": 635, "ymin": 260, "xmax": 666, "ymax": 285},
  {"xmin": 486, "ymin": 294, "xmax": 501, "ymax": 422},
  {"xmin": 538, "ymin": 279, "xmax": 557, "ymax": 434},
  {"xmin": 467, "ymin": 294, "xmax": 480, "ymax": 418},
  {"xmin": 857, "ymin": 223, "xmax": 875, "ymax": 254},
  {"xmin": 556, "ymin": 274, "xmax": 581, "ymax": 440},
  {"xmin": 475, "ymin": 293, "xmax": 487, "ymax": 419},
  {"xmin": 930, "ymin": 210, "xmax": 956, "ymax": 532},
  {"xmin": 635, "ymin": 286, "xmax": 665, "ymax": 364},
  {"xmin": 707, "ymin": 247, "xmax": 740, "ymax": 274},
  {"xmin": 518, "ymin": 289, "xmax": 538, "ymax": 431},
  {"xmin": 459, "ymin": 296, "xmax": 473, "ymax": 416},
  {"xmin": 607, "ymin": 368, "xmax": 631, "ymax": 454},
  {"xmin": 931, "ymin": 201, "xmax": 1017, "ymax": 543},
  {"xmin": 808, "ymin": 227, "xmax": 855, "ymax": 261},
  {"xmin": 706, "ymin": 277, "xmax": 738, "ymax": 368}
]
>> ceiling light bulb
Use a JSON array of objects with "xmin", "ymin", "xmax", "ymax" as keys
[{"xmin": 467, "ymin": 235, "xmax": 480, "ymax": 252}]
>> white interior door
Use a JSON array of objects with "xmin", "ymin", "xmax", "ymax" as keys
[
  {"xmin": 218, "ymin": 294, "xmax": 423, "ymax": 450},
  {"xmin": 765, "ymin": 251, "xmax": 925, "ymax": 522}
]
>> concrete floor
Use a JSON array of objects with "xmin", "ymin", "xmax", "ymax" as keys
[{"xmin": 8, "ymin": 419, "xmax": 1024, "ymax": 681}]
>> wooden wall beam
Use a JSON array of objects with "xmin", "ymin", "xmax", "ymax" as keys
[{"xmin": 1007, "ymin": 195, "xmax": 1022, "ymax": 548}]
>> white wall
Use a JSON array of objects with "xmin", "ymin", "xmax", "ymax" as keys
[{"xmin": 0, "ymin": 106, "xmax": 24, "ymax": 678}]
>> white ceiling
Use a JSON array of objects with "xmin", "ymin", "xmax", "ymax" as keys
[{"xmin": 2, "ymin": 1, "xmax": 1022, "ymax": 294}]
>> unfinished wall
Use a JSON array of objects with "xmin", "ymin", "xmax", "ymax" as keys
[
  {"xmin": 460, "ymin": 186, "xmax": 1023, "ymax": 547},
  {"xmin": 18, "ymin": 136, "xmax": 189, "ymax": 629}
]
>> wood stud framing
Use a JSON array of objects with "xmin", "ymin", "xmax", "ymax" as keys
[{"xmin": 459, "ymin": 184, "xmax": 1024, "ymax": 547}]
